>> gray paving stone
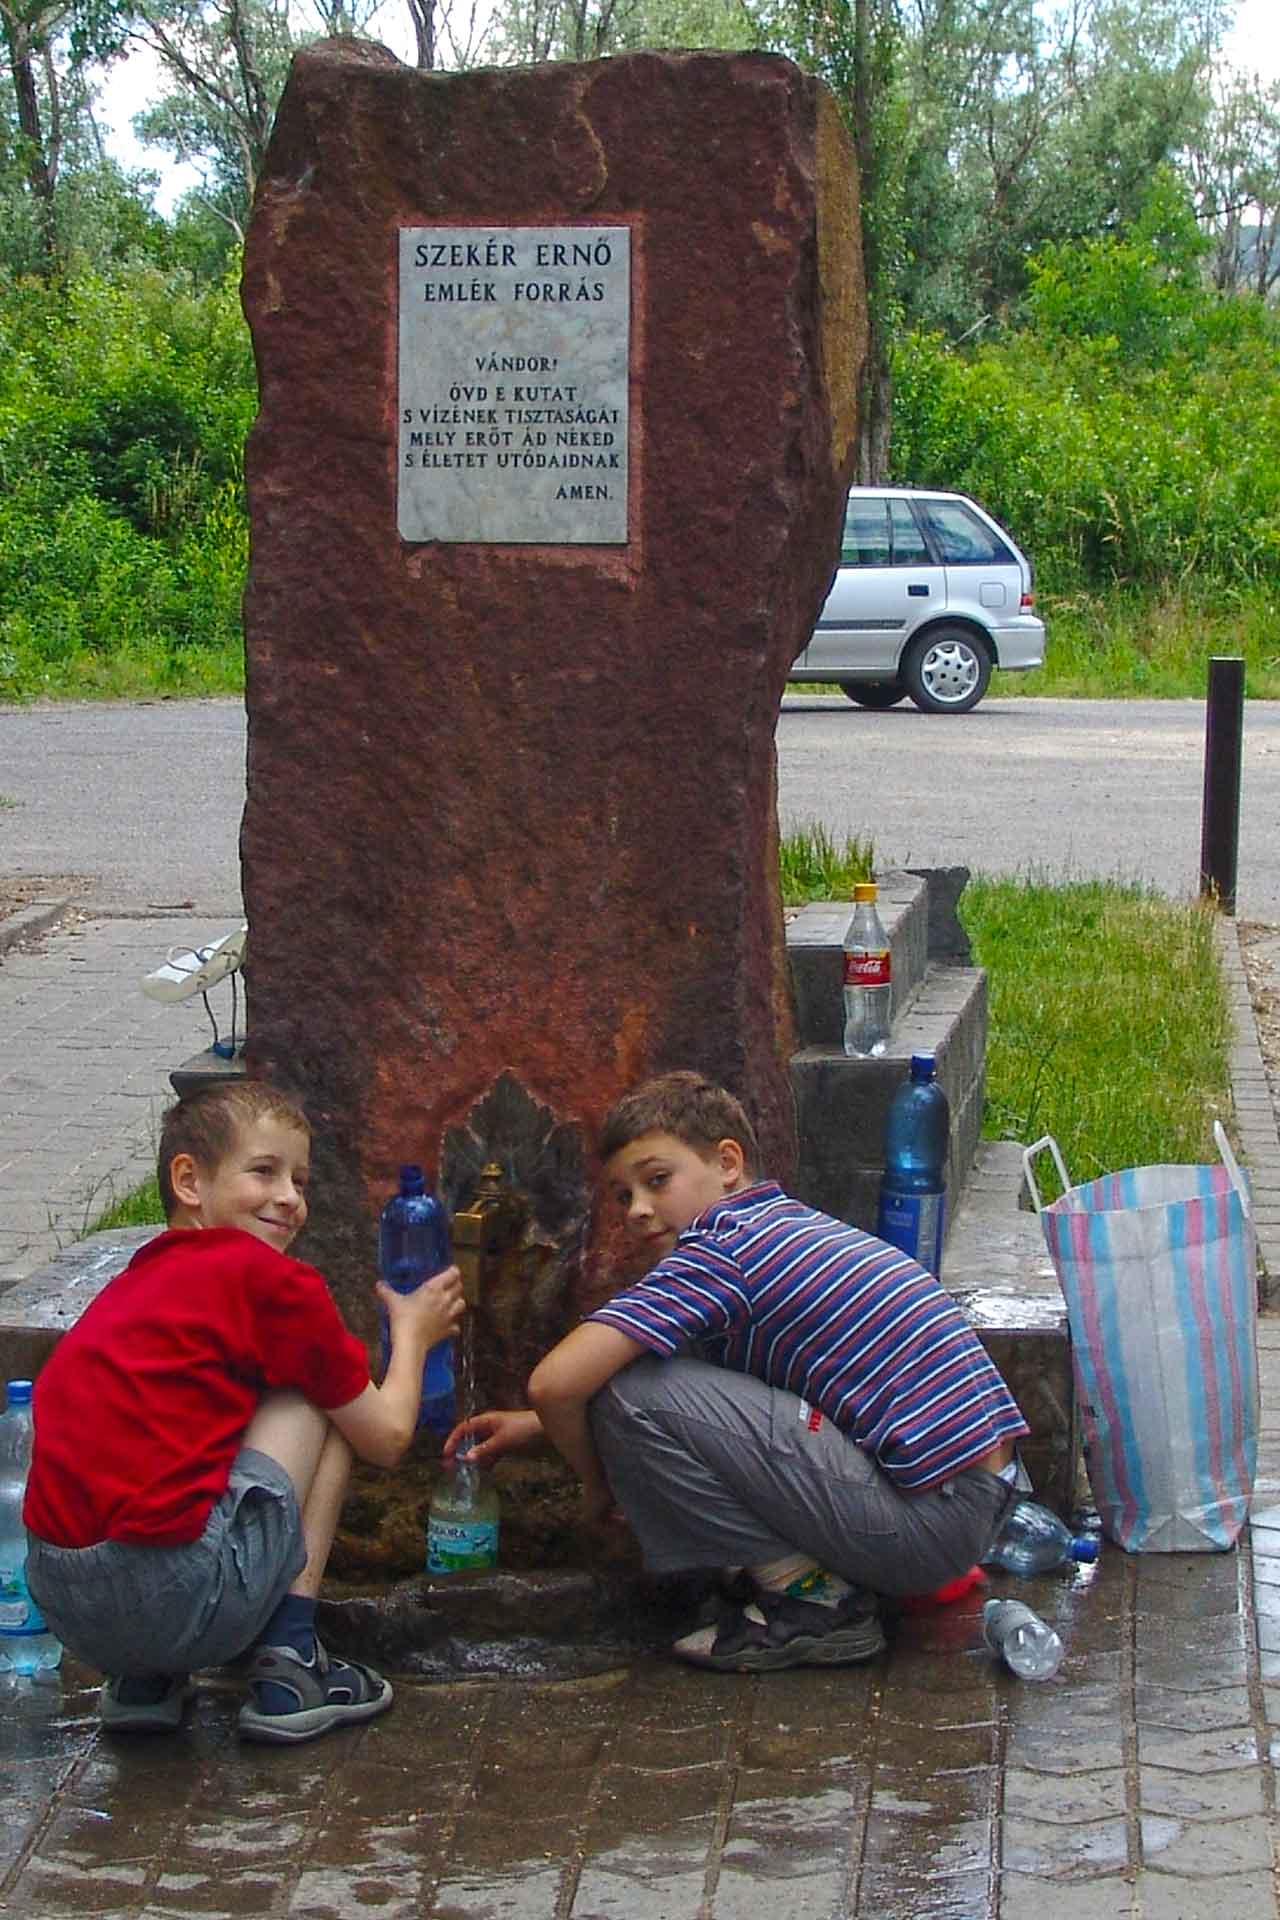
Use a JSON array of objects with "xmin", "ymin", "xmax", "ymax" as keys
[
  {"xmin": 1138, "ymin": 1811, "xmax": 1273, "ymax": 1876},
  {"xmin": 999, "ymin": 1870, "xmax": 1136, "ymax": 1917},
  {"xmin": 1135, "ymin": 1871, "xmax": 1280, "ymax": 1919}
]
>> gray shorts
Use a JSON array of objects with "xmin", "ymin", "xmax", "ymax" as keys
[
  {"xmin": 26, "ymin": 1448, "xmax": 306, "ymax": 1678},
  {"xmin": 591, "ymin": 1356, "xmax": 1017, "ymax": 1597}
]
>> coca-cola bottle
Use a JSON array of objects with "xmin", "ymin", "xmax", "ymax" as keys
[{"xmin": 842, "ymin": 882, "xmax": 891, "ymax": 1057}]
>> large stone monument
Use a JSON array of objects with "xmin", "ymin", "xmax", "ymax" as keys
[{"xmin": 240, "ymin": 44, "xmax": 864, "ymax": 1393}]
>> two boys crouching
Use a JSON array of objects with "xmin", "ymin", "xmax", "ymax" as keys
[{"xmin": 23, "ymin": 1069, "xmax": 1027, "ymax": 1735}]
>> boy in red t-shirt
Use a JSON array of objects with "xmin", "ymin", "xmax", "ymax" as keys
[{"xmin": 24, "ymin": 1079, "xmax": 463, "ymax": 1744}]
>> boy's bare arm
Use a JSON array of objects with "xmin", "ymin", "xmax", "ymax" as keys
[
  {"xmin": 328, "ymin": 1266, "xmax": 465, "ymax": 1468},
  {"xmin": 528, "ymin": 1322, "xmax": 645, "ymax": 1519}
]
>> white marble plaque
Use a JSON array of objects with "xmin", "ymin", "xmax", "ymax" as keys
[{"xmin": 398, "ymin": 226, "xmax": 630, "ymax": 545}]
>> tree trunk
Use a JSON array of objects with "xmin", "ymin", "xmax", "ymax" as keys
[{"xmin": 7, "ymin": 32, "xmax": 58, "ymax": 270}]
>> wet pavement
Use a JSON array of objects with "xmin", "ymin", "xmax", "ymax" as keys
[
  {"xmin": 5, "ymin": 1377, "xmax": 1280, "ymax": 1920},
  {"xmin": 4, "ymin": 913, "xmax": 1280, "ymax": 1913}
]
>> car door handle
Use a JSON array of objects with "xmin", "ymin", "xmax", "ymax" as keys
[{"xmin": 907, "ymin": 583, "xmax": 930, "ymax": 597}]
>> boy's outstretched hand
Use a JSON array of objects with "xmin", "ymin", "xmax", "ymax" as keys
[
  {"xmin": 375, "ymin": 1265, "xmax": 465, "ymax": 1351},
  {"xmin": 443, "ymin": 1408, "xmax": 542, "ymax": 1465}
]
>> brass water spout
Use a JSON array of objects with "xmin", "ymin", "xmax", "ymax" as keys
[{"xmin": 452, "ymin": 1162, "xmax": 521, "ymax": 1307}]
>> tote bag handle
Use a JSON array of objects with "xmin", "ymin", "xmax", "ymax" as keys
[
  {"xmin": 1213, "ymin": 1119, "xmax": 1253, "ymax": 1221},
  {"xmin": 1022, "ymin": 1135, "xmax": 1072, "ymax": 1216}
]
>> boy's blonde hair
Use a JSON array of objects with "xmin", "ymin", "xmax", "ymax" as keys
[
  {"xmin": 157, "ymin": 1081, "xmax": 311, "ymax": 1218},
  {"xmin": 599, "ymin": 1070, "xmax": 760, "ymax": 1175}
]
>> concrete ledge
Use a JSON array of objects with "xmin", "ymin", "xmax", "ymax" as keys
[
  {"xmin": 790, "ymin": 963, "xmax": 987, "ymax": 1230},
  {"xmin": 943, "ymin": 1139, "xmax": 1079, "ymax": 1516},
  {"xmin": 0, "ymin": 1227, "xmax": 159, "ymax": 1379}
]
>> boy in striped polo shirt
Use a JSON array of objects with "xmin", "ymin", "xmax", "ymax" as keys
[{"xmin": 448, "ymin": 1069, "xmax": 1028, "ymax": 1672}]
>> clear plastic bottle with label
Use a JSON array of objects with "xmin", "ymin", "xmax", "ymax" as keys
[
  {"xmin": 842, "ymin": 882, "xmax": 891, "ymax": 1057},
  {"xmin": 427, "ymin": 1445, "xmax": 500, "ymax": 1574},
  {"xmin": 0, "ymin": 1380, "xmax": 62, "ymax": 1674}
]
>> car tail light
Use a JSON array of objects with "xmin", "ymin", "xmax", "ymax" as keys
[{"xmin": 1020, "ymin": 590, "xmax": 1035, "ymax": 610}]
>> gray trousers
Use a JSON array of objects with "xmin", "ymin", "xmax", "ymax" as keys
[{"xmin": 590, "ymin": 1356, "xmax": 1016, "ymax": 1598}]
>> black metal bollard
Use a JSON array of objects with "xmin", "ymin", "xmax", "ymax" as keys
[{"xmin": 1199, "ymin": 656, "xmax": 1245, "ymax": 915}]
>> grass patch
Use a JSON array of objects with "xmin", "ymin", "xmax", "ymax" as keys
[
  {"xmin": 82, "ymin": 1176, "xmax": 166, "ymax": 1236},
  {"xmin": 959, "ymin": 875, "xmax": 1231, "ymax": 1183},
  {"xmin": 777, "ymin": 829, "xmax": 1233, "ymax": 1180},
  {"xmin": 1003, "ymin": 580, "xmax": 1280, "ymax": 700},
  {"xmin": 779, "ymin": 822, "xmax": 875, "ymax": 904}
]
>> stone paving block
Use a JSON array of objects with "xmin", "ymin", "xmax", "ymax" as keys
[
  {"xmin": 738, "ymin": 1720, "xmax": 867, "ymax": 1774},
  {"xmin": 147, "ymin": 1862, "xmax": 291, "ymax": 1914},
  {"xmin": 286, "ymin": 1865, "xmax": 428, "ymax": 1918},
  {"xmin": 714, "ymin": 1861, "xmax": 851, "ymax": 1919},
  {"xmin": 571, "ymin": 1862, "xmax": 709, "ymax": 1919},
  {"xmin": 856, "ymin": 1862, "xmax": 993, "ymax": 1918},
  {"xmin": 999, "ymin": 1873, "xmax": 1136, "ymax": 1918},
  {"xmin": 878, "ymin": 1683, "xmax": 997, "ymax": 1732},
  {"xmin": 611, "ymin": 1722, "xmax": 730, "ymax": 1773},
  {"xmin": 6, "ymin": 1852, "xmax": 152, "ymax": 1913},
  {"xmin": 449, "ymin": 1811, "xmax": 581, "ymax": 1875},
  {"xmin": 1001, "ymin": 1814, "xmax": 1130, "ymax": 1880},
  {"xmin": 1138, "ymin": 1764, "xmax": 1264, "ymax": 1819},
  {"xmin": 1002, "ymin": 1766, "xmax": 1127, "ymax": 1824},
  {"xmin": 1135, "ymin": 1870, "xmax": 1280, "ymax": 1919},
  {"xmin": 1132, "ymin": 1684, "xmax": 1253, "ymax": 1730},
  {"xmin": 1005, "ymin": 1720, "xmax": 1125, "ymax": 1775},
  {"xmin": 1137, "ymin": 1724, "xmax": 1260, "ymax": 1771},
  {"xmin": 1139, "ymin": 1810, "xmax": 1273, "ymax": 1876}
]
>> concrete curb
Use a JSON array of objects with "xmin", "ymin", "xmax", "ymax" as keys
[
  {"xmin": 1219, "ymin": 915, "xmax": 1280, "ymax": 1299},
  {"xmin": 0, "ymin": 897, "xmax": 73, "ymax": 957}
]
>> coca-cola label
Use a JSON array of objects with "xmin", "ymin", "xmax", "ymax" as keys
[{"xmin": 844, "ymin": 948, "xmax": 890, "ymax": 987}]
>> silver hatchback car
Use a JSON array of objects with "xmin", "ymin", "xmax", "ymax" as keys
[{"xmin": 789, "ymin": 487, "xmax": 1046, "ymax": 714}]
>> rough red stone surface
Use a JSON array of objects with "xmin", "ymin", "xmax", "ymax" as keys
[{"xmin": 240, "ymin": 44, "xmax": 864, "ymax": 1380}]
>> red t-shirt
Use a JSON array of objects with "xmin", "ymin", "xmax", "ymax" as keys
[{"xmin": 24, "ymin": 1227, "xmax": 370, "ymax": 1548}]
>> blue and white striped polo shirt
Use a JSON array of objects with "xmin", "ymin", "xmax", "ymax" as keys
[{"xmin": 588, "ymin": 1181, "xmax": 1029, "ymax": 1491}]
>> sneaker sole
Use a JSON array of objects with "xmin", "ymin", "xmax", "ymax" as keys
[
  {"xmin": 238, "ymin": 1676, "xmax": 394, "ymax": 1745},
  {"xmin": 100, "ymin": 1680, "xmax": 196, "ymax": 1734},
  {"xmin": 675, "ymin": 1621, "xmax": 886, "ymax": 1673}
]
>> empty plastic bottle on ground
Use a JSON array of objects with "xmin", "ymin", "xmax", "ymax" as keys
[
  {"xmin": 877, "ymin": 1051, "xmax": 949, "ymax": 1276},
  {"xmin": 842, "ymin": 882, "xmax": 891, "ymax": 1057},
  {"xmin": 981, "ymin": 1497, "xmax": 1100, "ymax": 1576},
  {"xmin": 982, "ymin": 1598, "xmax": 1063, "ymax": 1680},
  {"xmin": 427, "ymin": 1444, "xmax": 500, "ymax": 1573},
  {"xmin": 0, "ymin": 1380, "xmax": 62, "ymax": 1673},
  {"xmin": 378, "ymin": 1165, "xmax": 456, "ymax": 1435}
]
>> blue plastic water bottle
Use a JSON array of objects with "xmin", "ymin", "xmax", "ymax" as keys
[
  {"xmin": 0, "ymin": 1380, "xmax": 62, "ymax": 1673},
  {"xmin": 377, "ymin": 1166, "xmax": 455, "ymax": 1435},
  {"xmin": 876, "ymin": 1052, "xmax": 950, "ymax": 1276}
]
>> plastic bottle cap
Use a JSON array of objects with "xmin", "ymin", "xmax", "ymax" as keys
[
  {"xmin": 4, "ymin": 1380, "xmax": 33, "ymax": 1408},
  {"xmin": 909, "ymin": 1053, "xmax": 937, "ymax": 1078},
  {"xmin": 853, "ymin": 882, "xmax": 877, "ymax": 901},
  {"xmin": 1071, "ymin": 1537, "xmax": 1100, "ymax": 1563},
  {"xmin": 398, "ymin": 1164, "xmax": 427, "ymax": 1193}
]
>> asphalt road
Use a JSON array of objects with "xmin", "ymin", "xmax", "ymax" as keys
[{"xmin": 2, "ymin": 693, "xmax": 1278, "ymax": 921}]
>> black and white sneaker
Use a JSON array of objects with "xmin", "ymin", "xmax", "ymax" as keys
[{"xmin": 671, "ymin": 1588, "xmax": 886, "ymax": 1672}]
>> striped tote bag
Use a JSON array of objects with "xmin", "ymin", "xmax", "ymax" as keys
[{"xmin": 1024, "ymin": 1126, "xmax": 1258, "ymax": 1552}]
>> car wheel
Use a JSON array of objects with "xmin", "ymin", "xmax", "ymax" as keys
[
  {"xmin": 842, "ymin": 682, "xmax": 907, "ymax": 710},
  {"xmin": 902, "ymin": 626, "xmax": 992, "ymax": 714}
]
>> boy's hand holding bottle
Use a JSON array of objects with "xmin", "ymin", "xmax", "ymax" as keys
[
  {"xmin": 443, "ymin": 1408, "xmax": 542, "ymax": 1466},
  {"xmin": 375, "ymin": 1265, "xmax": 465, "ymax": 1352}
]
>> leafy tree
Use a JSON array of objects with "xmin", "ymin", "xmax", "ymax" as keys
[{"xmin": 1186, "ymin": 67, "xmax": 1280, "ymax": 298}]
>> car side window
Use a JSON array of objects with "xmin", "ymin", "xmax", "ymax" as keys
[
  {"xmin": 889, "ymin": 500, "xmax": 932, "ymax": 564},
  {"xmin": 918, "ymin": 500, "xmax": 1013, "ymax": 565},
  {"xmin": 841, "ymin": 499, "xmax": 891, "ymax": 566}
]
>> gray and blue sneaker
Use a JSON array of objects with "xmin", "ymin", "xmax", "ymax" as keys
[{"xmin": 237, "ymin": 1639, "xmax": 393, "ymax": 1745}]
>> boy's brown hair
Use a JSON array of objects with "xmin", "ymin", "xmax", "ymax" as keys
[
  {"xmin": 157, "ymin": 1081, "xmax": 311, "ymax": 1218},
  {"xmin": 599, "ymin": 1070, "xmax": 760, "ymax": 1174}
]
